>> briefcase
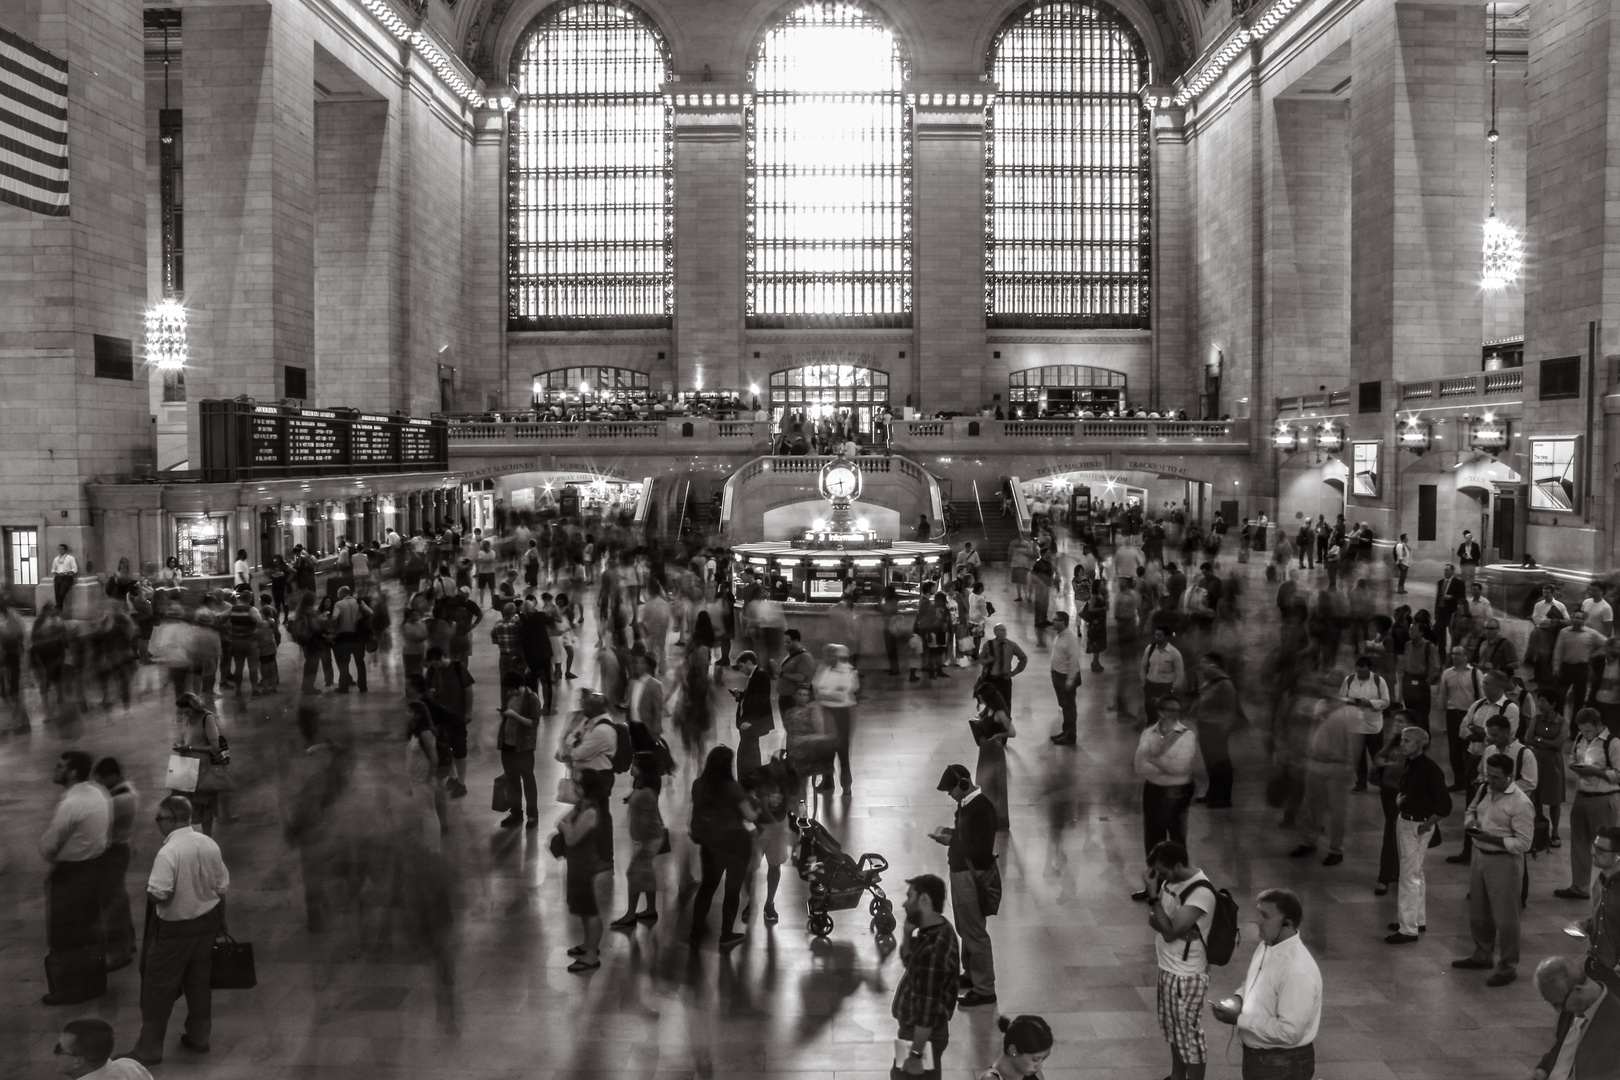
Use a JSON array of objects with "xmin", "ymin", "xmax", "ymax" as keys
[
  {"xmin": 45, "ymin": 947, "xmax": 107, "ymax": 1003},
  {"xmin": 210, "ymin": 934, "xmax": 256, "ymax": 990}
]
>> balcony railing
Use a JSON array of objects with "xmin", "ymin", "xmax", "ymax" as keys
[
  {"xmin": 448, "ymin": 418, "xmax": 773, "ymax": 451},
  {"xmin": 1275, "ymin": 389, "xmax": 1350, "ymax": 414},
  {"xmin": 1400, "ymin": 369, "xmax": 1524, "ymax": 403},
  {"xmin": 889, "ymin": 418, "xmax": 1247, "ymax": 448}
]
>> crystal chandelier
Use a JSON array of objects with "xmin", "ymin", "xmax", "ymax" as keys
[
  {"xmin": 1481, "ymin": 6, "xmax": 1522, "ymax": 290},
  {"xmin": 144, "ymin": 297, "xmax": 188, "ymax": 371}
]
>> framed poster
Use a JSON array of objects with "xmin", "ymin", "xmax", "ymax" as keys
[
  {"xmin": 1352, "ymin": 441, "xmax": 1380, "ymax": 497},
  {"xmin": 1529, "ymin": 437, "xmax": 1577, "ymax": 511}
]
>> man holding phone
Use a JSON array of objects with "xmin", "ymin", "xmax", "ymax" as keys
[
  {"xmin": 1211, "ymin": 889, "xmax": 1321, "ymax": 1080},
  {"xmin": 1452, "ymin": 754, "xmax": 1536, "ymax": 986}
]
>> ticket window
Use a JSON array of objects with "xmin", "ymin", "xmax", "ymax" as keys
[{"xmin": 175, "ymin": 516, "xmax": 229, "ymax": 577}]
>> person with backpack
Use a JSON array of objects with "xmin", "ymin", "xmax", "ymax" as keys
[
  {"xmin": 1447, "ymin": 672, "xmax": 1523, "ymax": 864},
  {"xmin": 556, "ymin": 689, "xmax": 622, "ymax": 796},
  {"xmin": 1144, "ymin": 840, "xmax": 1230, "ymax": 1080},
  {"xmin": 1211, "ymin": 888, "xmax": 1321, "ymax": 1080},
  {"xmin": 1558, "ymin": 708, "xmax": 1620, "ymax": 901}
]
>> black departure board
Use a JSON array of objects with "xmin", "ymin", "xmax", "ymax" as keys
[
  {"xmin": 351, "ymin": 415, "xmax": 396, "ymax": 465},
  {"xmin": 199, "ymin": 400, "xmax": 449, "ymax": 481}
]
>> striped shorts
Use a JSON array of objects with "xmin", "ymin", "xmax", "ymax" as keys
[{"xmin": 1156, "ymin": 969, "xmax": 1210, "ymax": 1064}]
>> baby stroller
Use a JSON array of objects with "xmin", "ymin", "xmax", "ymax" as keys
[{"xmin": 790, "ymin": 815, "xmax": 897, "ymax": 945}]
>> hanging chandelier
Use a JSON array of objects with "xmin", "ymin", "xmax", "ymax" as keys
[
  {"xmin": 1481, "ymin": 5, "xmax": 1522, "ymax": 290},
  {"xmin": 144, "ymin": 297, "xmax": 188, "ymax": 371}
]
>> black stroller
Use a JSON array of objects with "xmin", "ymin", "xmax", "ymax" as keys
[{"xmin": 790, "ymin": 815, "xmax": 898, "ymax": 945}]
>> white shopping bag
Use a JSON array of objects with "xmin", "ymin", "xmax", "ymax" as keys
[{"xmin": 165, "ymin": 752, "xmax": 200, "ymax": 793}]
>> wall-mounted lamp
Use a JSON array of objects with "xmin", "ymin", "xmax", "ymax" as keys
[
  {"xmin": 1315, "ymin": 422, "xmax": 1343, "ymax": 453},
  {"xmin": 1398, "ymin": 416, "xmax": 1432, "ymax": 455}
]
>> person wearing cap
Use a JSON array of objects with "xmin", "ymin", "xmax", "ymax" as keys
[{"xmin": 932, "ymin": 763, "xmax": 999, "ymax": 1008}]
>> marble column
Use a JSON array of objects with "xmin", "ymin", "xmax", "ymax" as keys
[
  {"xmin": 183, "ymin": 1, "xmax": 316, "ymax": 462},
  {"xmin": 912, "ymin": 88, "xmax": 990, "ymax": 416},
  {"xmin": 671, "ymin": 89, "xmax": 746, "ymax": 394}
]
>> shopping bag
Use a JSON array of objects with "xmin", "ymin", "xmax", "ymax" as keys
[
  {"xmin": 556, "ymin": 777, "xmax": 581, "ymax": 804},
  {"xmin": 492, "ymin": 775, "xmax": 512, "ymax": 813},
  {"xmin": 165, "ymin": 753, "xmax": 200, "ymax": 793},
  {"xmin": 210, "ymin": 934, "xmax": 257, "ymax": 989}
]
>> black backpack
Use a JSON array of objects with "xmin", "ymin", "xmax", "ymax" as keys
[
  {"xmin": 598, "ymin": 717, "xmax": 633, "ymax": 773},
  {"xmin": 1181, "ymin": 880, "xmax": 1242, "ymax": 967}
]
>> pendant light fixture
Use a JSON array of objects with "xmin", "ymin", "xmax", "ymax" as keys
[{"xmin": 1481, "ymin": 5, "xmax": 1523, "ymax": 290}]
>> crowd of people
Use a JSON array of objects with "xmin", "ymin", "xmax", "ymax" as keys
[{"xmin": 12, "ymin": 498, "xmax": 1620, "ymax": 1079}]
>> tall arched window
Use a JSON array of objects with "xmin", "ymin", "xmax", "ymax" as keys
[
  {"xmin": 986, "ymin": 2, "xmax": 1150, "ymax": 328},
  {"xmin": 747, "ymin": 2, "xmax": 911, "ymax": 328},
  {"xmin": 508, "ymin": 1, "xmax": 672, "ymax": 330}
]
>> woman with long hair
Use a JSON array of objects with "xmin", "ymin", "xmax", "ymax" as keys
[
  {"xmin": 688, "ymin": 745, "xmax": 757, "ymax": 948},
  {"xmin": 679, "ymin": 610, "xmax": 716, "ymax": 754},
  {"xmin": 611, "ymin": 751, "xmax": 665, "ymax": 929}
]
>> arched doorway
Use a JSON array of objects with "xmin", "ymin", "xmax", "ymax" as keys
[{"xmin": 768, "ymin": 364, "xmax": 891, "ymax": 442}]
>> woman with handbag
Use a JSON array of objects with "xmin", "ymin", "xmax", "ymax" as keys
[
  {"xmin": 741, "ymin": 757, "xmax": 796, "ymax": 925},
  {"xmin": 782, "ymin": 684, "xmax": 834, "ymax": 805},
  {"xmin": 556, "ymin": 769, "xmax": 613, "ymax": 972},
  {"xmin": 611, "ymin": 751, "xmax": 666, "ymax": 930},
  {"xmin": 972, "ymin": 684, "xmax": 1015, "ymax": 830},
  {"xmin": 171, "ymin": 692, "xmax": 232, "ymax": 835},
  {"xmin": 1080, "ymin": 583, "xmax": 1108, "ymax": 674}
]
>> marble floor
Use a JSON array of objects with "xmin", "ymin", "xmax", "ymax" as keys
[{"xmin": 0, "ymin": 564, "xmax": 1581, "ymax": 1079}]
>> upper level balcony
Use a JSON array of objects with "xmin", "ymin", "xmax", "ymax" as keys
[
  {"xmin": 445, "ymin": 416, "xmax": 1253, "ymax": 459},
  {"xmin": 1398, "ymin": 368, "xmax": 1525, "ymax": 407}
]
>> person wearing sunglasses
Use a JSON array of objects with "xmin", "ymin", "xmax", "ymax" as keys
[{"xmin": 52, "ymin": 1018, "xmax": 150, "ymax": 1079}]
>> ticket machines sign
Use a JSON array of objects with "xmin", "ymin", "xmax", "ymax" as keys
[{"xmin": 200, "ymin": 400, "xmax": 448, "ymax": 481}]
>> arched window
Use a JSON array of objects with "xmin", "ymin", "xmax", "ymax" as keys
[
  {"xmin": 1008, "ymin": 364, "xmax": 1127, "ymax": 411},
  {"xmin": 747, "ymin": 2, "xmax": 911, "ymax": 327},
  {"xmin": 508, "ymin": 2, "xmax": 672, "ymax": 330},
  {"xmin": 986, "ymin": 2, "xmax": 1150, "ymax": 328},
  {"xmin": 532, "ymin": 366, "xmax": 652, "ymax": 404}
]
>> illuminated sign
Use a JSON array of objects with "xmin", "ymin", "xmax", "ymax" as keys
[
  {"xmin": 199, "ymin": 400, "xmax": 448, "ymax": 481},
  {"xmin": 1530, "ymin": 438, "xmax": 1577, "ymax": 512},
  {"xmin": 1352, "ymin": 441, "xmax": 1380, "ymax": 497}
]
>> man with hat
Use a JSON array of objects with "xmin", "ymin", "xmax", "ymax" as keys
[{"xmin": 930, "ymin": 763, "xmax": 999, "ymax": 1007}]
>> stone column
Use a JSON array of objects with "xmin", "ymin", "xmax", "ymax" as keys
[
  {"xmin": 911, "ymin": 88, "xmax": 990, "ymax": 415},
  {"xmin": 184, "ymin": 2, "xmax": 316, "ymax": 462},
  {"xmin": 1347, "ymin": 1, "xmax": 1487, "ymax": 533},
  {"xmin": 1522, "ymin": 0, "xmax": 1620, "ymax": 565},
  {"xmin": 671, "ymin": 88, "xmax": 746, "ymax": 394},
  {"xmin": 1149, "ymin": 98, "xmax": 1192, "ymax": 415}
]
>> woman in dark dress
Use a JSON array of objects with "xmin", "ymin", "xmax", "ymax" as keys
[{"xmin": 559, "ymin": 769, "xmax": 613, "ymax": 972}]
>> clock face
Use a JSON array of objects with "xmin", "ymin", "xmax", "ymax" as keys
[{"xmin": 824, "ymin": 466, "xmax": 858, "ymax": 499}]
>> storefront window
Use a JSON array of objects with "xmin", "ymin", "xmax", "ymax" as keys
[{"xmin": 175, "ymin": 516, "xmax": 228, "ymax": 577}]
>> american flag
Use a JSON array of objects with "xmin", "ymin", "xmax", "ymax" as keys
[{"xmin": 0, "ymin": 22, "xmax": 68, "ymax": 216}]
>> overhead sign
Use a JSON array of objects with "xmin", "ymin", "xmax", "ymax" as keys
[
  {"xmin": 199, "ymin": 400, "xmax": 449, "ymax": 482},
  {"xmin": 1035, "ymin": 458, "xmax": 1109, "ymax": 477}
]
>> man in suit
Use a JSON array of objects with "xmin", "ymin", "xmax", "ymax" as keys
[
  {"xmin": 1457, "ymin": 530, "xmax": 1483, "ymax": 586},
  {"xmin": 931, "ymin": 764, "xmax": 999, "ymax": 1008},
  {"xmin": 1436, "ymin": 565, "xmax": 1467, "ymax": 652},
  {"xmin": 1530, "ymin": 954, "xmax": 1620, "ymax": 1080},
  {"xmin": 730, "ymin": 651, "xmax": 774, "ymax": 778}
]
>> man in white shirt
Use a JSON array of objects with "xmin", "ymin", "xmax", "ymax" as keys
[
  {"xmin": 1049, "ymin": 611, "xmax": 1084, "ymax": 746},
  {"xmin": 1451, "ymin": 754, "xmax": 1536, "ymax": 986},
  {"xmin": 125, "ymin": 795, "xmax": 230, "ymax": 1065},
  {"xmin": 1554, "ymin": 611, "xmax": 1607, "ymax": 717},
  {"xmin": 1341, "ymin": 656, "xmax": 1391, "ymax": 793},
  {"xmin": 1581, "ymin": 583, "xmax": 1614, "ymax": 637},
  {"xmin": 1531, "ymin": 955, "xmax": 1620, "ymax": 1080},
  {"xmin": 39, "ymin": 750, "xmax": 111, "ymax": 1004},
  {"xmin": 1393, "ymin": 534, "xmax": 1412, "ymax": 593},
  {"xmin": 1212, "ymin": 889, "xmax": 1321, "ymax": 1080},
  {"xmin": 54, "ymin": 1019, "xmax": 153, "ymax": 1080},
  {"xmin": 51, "ymin": 544, "xmax": 79, "ymax": 612},
  {"xmin": 1145, "ymin": 841, "xmax": 1215, "ymax": 1080},
  {"xmin": 1140, "ymin": 625, "xmax": 1185, "ymax": 726},
  {"xmin": 1133, "ymin": 697, "xmax": 1199, "ymax": 899},
  {"xmin": 1438, "ymin": 647, "xmax": 1485, "ymax": 790}
]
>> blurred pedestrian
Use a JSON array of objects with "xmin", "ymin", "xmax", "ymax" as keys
[
  {"xmin": 92, "ymin": 757, "xmax": 137, "ymax": 972},
  {"xmin": 39, "ymin": 750, "xmax": 110, "ymax": 1004},
  {"xmin": 611, "ymin": 751, "xmax": 665, "ymax": 930}
]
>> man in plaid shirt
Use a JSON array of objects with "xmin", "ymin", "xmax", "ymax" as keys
[
  {"xmin": 489, "ymin": 603, "xmax": 525, "ymax": 681},
  {"xmin": 892, "ymin": 874, "xmax": 959, "ymax": 1078}
]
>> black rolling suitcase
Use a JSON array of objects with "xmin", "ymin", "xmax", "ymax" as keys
[{"xmin": 45, "ymin": 947, "xmax": 107, "ymax": 1003}]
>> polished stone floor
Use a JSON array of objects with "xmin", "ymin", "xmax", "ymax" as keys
[{"xmin": 1, "ymin": 561, "xmax": 1580, "ymax": 1078}]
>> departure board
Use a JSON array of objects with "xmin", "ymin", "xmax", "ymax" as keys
[
  {"xmin": 199, "ymin": 401, "xmax": 449, "ymax": 481},
  {"xmin": 351, "ymin": 415, "xmax": 396, "ymax": 465}
]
